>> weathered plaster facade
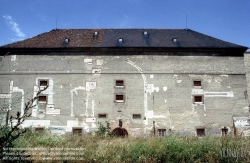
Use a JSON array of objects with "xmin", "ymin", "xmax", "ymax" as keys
[{"xmin": 0, "ymin": 29, "xmax": 249, "ymax": 136}]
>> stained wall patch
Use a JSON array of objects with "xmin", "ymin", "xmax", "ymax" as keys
[
  {"xmin": 163, "ymin": 86, "xmax": 168, "ymax": 91},
  {"xmin": 84, "ymin": 58, "xmax": 92, "ymax": 64},
  {"xmin": 97, "ymin": 59, "xmax": 103, "ymax": 65},
  {"xmin": 0, "ymin": 94, "xmax": 11, "ymax": 98},
  {"xmin": 11, "ymin": 55, "xmax": 16, "ymax": 61},
  {"xmin": 92, "ymin": 69, "xmax": 101, "ymax": 75},
  {"xmin": 86, "ymin": 81, "xmax": 97, "ymax": 91}
]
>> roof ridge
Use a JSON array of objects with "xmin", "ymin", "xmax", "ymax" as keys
[{"xmin": 50, "ymin": 28, "xmax": 186, "ymax": 30}]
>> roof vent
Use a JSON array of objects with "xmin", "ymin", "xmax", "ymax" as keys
[
  {"xmin": 94, "ymin": 31, "xmax": 98, "ymax": 36},
  {"xmin": 144, "ymin": 31, "xmax": 148, "ymax": 35},
  {"xmin": 119, "ymin": 38, "xmax": 123, "ymax": 43},
  {"xmin": 172, "ymin": 38, "xmax": 177, "ymax": 43},
  {"xmin": 64, "ymin": 38, "xmax": 70, "ymax": 44}
]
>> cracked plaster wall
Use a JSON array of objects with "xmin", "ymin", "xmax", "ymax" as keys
[{"xmin": 0, "ymin": 52, "xmax": 248, "ymax": 136}]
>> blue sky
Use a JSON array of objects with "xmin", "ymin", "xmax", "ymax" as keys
[{"xmin": 0, "ymin": 0, "xmax": 249, "ymax": 50}]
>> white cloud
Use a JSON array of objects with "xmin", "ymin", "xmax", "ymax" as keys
[{"xmin": 3, "ymin": 15, "xmax": 26, "ymax": 38}]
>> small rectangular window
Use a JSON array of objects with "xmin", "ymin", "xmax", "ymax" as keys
[
  {"xmin": 194, "ymin": 96, "xmax": 203, "ymax": 103},
  {"xmin": 197, "ymin": 128, "xmax": 205, "ymax": 136},
  {"xmin": 116, "ymin": 95, "xmax": 123, "ymax": 100},
  {"xmin": 133, "ymin": 114, "xmax": 141, "ymax": 119},
  {"xmin": 34, "ymin": 127, "xmax": 45, "ymax": 133},
  {"xmin": 38, "ymin": 96, "xmax": 47, "ymax": 103},
  {"xmin": 119, "ymin": 119, "xmax": 122, "ymax": 127},
  {"xmin": 115, "ymin": 94, "xmax": 124, "ymax": 102},
  {"xmin": 222, "ymin": 127, "xmax": 228, "ymax": 136},
  {"xmin": 39, "ymin": 80, "xmax": 48, "ymax": 86},
  {"xmin": 98, "ymin": 114, "xmax": 107, "ymax": 118},
  {"xmin": 158, "ymin": 129, "xmax": 166, "ymax": 137},
  {"xmin": 72, "ymin": 128, "xmax": 82, "ymax": 135},
  {"xmin": 115, "ymin": 80, "xmax": 124, "ymax": 87},
  {"xmin": 194, "ymin": 80, "xmax": 201, "ymax": 87}
]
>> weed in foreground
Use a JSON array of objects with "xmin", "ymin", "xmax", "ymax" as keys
[{"xmin": 9, "ymin": 132, "xmax": 250, "ymax": 163}]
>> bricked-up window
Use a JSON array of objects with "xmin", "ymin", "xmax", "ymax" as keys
[
  {"xmin": 98, "ymin": 114, "xmax": 107, "ymax": 118},
  {"xmin": 39, "ymin": 80, "xmax": 48, "ymax": 86},
  {"xmin": 194, "ymin": 80, "xmax": 201, "ymax": 87},
  {"xmin": 115, "ymin": 94, "xmax": 124, "ymax": 102},
  {"xmin": 133, "ymin": 114, "xmax": 141, "ymax": 119},
  {"xmin": 194, "ymin": 96, "xmax": 203, "ymax": 103},
  {"xmin": 222, "ymin": 127, "xmax": 228, "ymax": 136},
  {"xmin": 197, "ymin": 128, "xmax": 205, "ymax": 136},
  {"xmin": 72, "ymin": 128, "xmax": 82, "ymax": 135},
  {"xmin": 38, "ymin": 96, "xmax": 47, "ymax": 103},
  {"xmin": 158, "ymin": 129, "xmax": 166, "ymax": 137},
  {"xmin": 116, "ymin": 80, "xmax": 124, "ymax": 87}
]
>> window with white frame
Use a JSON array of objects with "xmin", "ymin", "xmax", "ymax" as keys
[
  {"xmin": 115, "ymin": 80, "xmax": 124, "ymax": 88},
  {"xmin": 39, "ymin": 80, "xmax": 48, "ymax": 86},
  {"xmin": 193, "ymin": 95, "xmax": 203, "ymax": 104},
  {"xmin": 158, "ymin": 129, "xmax": 166, "ymax": 137},
  {"xmin": 115, "ymin": 94, "xmax": 124, "ymax": 103},
  {"xmin": 38, "ymin": 96, "xmax": 47, "ymax": 103}
]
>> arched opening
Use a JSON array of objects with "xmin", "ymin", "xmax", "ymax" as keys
[{"xmin": 113, "ymin": 127, "xmax": 128, "ymax": 137}]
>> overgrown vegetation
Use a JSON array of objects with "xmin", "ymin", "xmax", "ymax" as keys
[
  {"xmin": 96, "ymin": 121, "xmax": 114, "ymax": 137},
  {"xmin": 1, "ymin": 132, "xmax": 249, "ymax": 163},
  {"xmin": 0, "ymin": 86, "xmax": 47, "ymax": 161},
  {"xmin": 1, "ymin": 114, "xmax": 250, "ymax": 162}
]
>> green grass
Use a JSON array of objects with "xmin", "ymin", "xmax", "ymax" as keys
[{"xmin": 6, "ymin": 131, "xmax": 250, "ymax": 163}]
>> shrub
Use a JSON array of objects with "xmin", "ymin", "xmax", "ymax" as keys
[{"xmin": 96, "ymin": 121, "xmax": 114, "ymax": 137}]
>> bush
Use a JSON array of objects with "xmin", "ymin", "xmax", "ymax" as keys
[{"xmin": 96, "ymin": 121, "xmax": 114, "ymax": 137}]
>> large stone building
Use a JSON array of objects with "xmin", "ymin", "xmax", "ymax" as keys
[{"xmin": 0, "ymin": 28, "xmax": 249, "ymax": 136}]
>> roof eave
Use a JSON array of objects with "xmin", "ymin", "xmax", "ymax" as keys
[{"xmin": 0, "ymin": 47, "xmax": 247, "ymax": 56}]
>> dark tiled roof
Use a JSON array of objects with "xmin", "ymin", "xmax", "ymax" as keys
[{"xmin": 1, "ymin": 28, "xmax": 247, "ymax": 49}]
